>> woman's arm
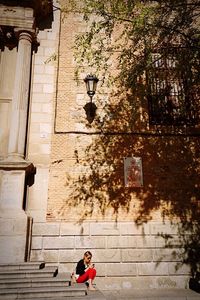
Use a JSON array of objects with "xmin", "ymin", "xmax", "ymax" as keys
[{"xmin": 76, "ymin": 259, "xmax": 85, "ymax": 275}]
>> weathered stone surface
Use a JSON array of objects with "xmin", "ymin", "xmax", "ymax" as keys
[
  {"xmin": 120, "ymin": 223, "xmax": 150, "ymax": 235},
  {"xmin": 60, "ymin": 223, "xmax": 90, "ymax": 236},
  {"xmin": 135, "ymin": 236, "xmax": 155, "ymax": 248},
  {"xmin": 43, "ymin": 236, "xmax": 74, "ymax": 249},
  {"xmin": 31, "ymin": 249, "xmax": 59, "ymax": 262},
  {"xmin": 32, "ymin": 236, "xmax": 43, "ymax": 250},
  {"xmin": 90, "ymin": 222, "xmax": 120, "ymax": 236},
  {"xmin": 0, "ymin": 235, "xmax": 26, "ymax": 263},
  {"xmin": 153, "ymin": 249, "xmax": 183, "ymax": 262},
  {"xmin": 95, "ymin": 275, "xmax": 189, "ymax": 290},
  {"xmin": 75, "ymin": 236, "xmax": 105, "ymax": 249},
  {"xmin": 106, "ymin": 263, "xmax": 137, "ymax": 276},
  {"xmin": 122, "ymin": 249, "xmax": 153, "ymax": 262},
  {"xmin": 59, "ymin": 250, "xmax": 83, "ymax": 263},
  {"xmin": 168, "ymin": 263, "xmax": 190, "ymax": 275},
  {"xmin": 94, "ymin": 250, "xmax": 121, "ymax": 263},
  {"xmin": 150, "ymin": 222, "xmax": 179, "ymax": 235},
  {"xmin": 0, "ymin": 219, "xmax": 13, "ymax": 235},
  {"xmin": 32, "ymin": 223, "xmax": 60, "ymax": 236},
  {"xmin": 138, "ymin": 262, "xmax": 169, "ymax": 276},
  {"xmin": 107, "ymin": 236, "xmax": 137, "ymax": 249}
]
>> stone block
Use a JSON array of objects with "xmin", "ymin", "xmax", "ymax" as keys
[
  {"xmin": 0, "ymin": 236, "xmax": 26, "ymax": 263},
  {"xmin": 32, "ymin": 236, "xmax": 43, "ymax": 250},
  {"xmin": 32, "ymin": 223, "xmax": 60, "ymax": 236},
  {"xmin": 89, "ymin": 222, "xmax": 120, "ymax": 236},
  {"xmin": 40, "ymin": 143, "xmax": 51, "ymax": 155},
  {"xmin": 44, "ymin": 47, "xmax": 56, "ymax": 56},
  {"xmin": 60, "ymin": 222, "xmax": 90, "ymax": 235},
  {"xmin": 42, "ymin": 103, "xmax": 52, "ymax": 113},
  {"xmin": 31, "ymin": 250, "xmax": 59, "ymax": 262},
  {"xmin": 43, "ymin": 84, "xmax": 54, "ymax": 94},
  {"xmin": 135, "ymin": 236, "xmax": 155, "ymax": 248},
  {"xmin": 138, "ymin": 262, "xmax": 169, "ymax": 276},
  {"xmin": 168, "ymin": 262, "xmax": 190, "ymax": 275},
  {"xmin": 0, "ymin": 219, "xmax": 13, "ymax": 235},
  {"xmin": 31, "ymin": 113, "xmax": 52, "ymax": 123},
  {"xmin": 32, "ymin": 93, "xmax": 53, "ymax": 102},
  {"xmin": 35, "ymin": 46, "xmax": 44, "ymax": 56},
  {"xmin": 45, "ymin": 65, "xmax": 55, "ymax": 75},
  {"xmin": 34, "ymin": 65, "xmax": 45, "ymax": 74},
  {"xmin": 40, "ymin": 40, "xmax": 56, "ymax": 47},
  {"xmin": 30, "ymin": 250, "xmax": 43, "ymax": 262},
  {"xmin": 155, "ymin": 235, "xmax": 181, "ymax": 248},
  {"xmin": 153, "ymin": 249, "xmax": 183, "ymax": 262},
  {"xmin": 59, "ymin": 250, "xmax": 82, "ymax": 262},
  {"xmin": 32, "ymin": 83, "xmax": 43, "ymax": 93},
  {"xmin": 31, "ymin": 103, "xmax": 42, "ymax": 113},
  {"xmin": 43, "ymin": 250, "xmax": 59, "ymax": 262},
  {"xmin": 13, "ymin": 218, "xmax": 27, "ymax": 235},
  {"xmin": 43, "ymin": 236, "xmax": 74, "ymax": 249},
  {"xmin": 94, "ymin": 250, "xmax": 121, "ymax": 263},
  {"xmin": 34, "ymin": 74, "xmax": 54, "ymax": 84},
  {"xmin": 38, "ymin": 31, "xmax": 47, "ymax": 40},
  {"xmin": 28, "ymin": 210, "xmax": 47, "ymax": 222},
  {"xmin": 106, "ymin": 263, "xmax": 137, "ymax": 276},
  {"xmin": 156, "ymin": 275, "xmax": 188, "ymax": 289},
  {"xmin": 107, "ymin": 236, "xmax": 137, "ymax": 249},
  {"xmin": 95, "ymin": 276, "xmax": 122, "ymax": 290},
  {"xmin": 122, "ymin": 249, "xmax": 153, "ymax": 262},
  {"xmin": 98, "ymin": 274, "xmax": 189, "ymax": 290},
  {"xmin": 95, "ymin": 276, "xmax": 155, "ymax": 290},
  {"xmin": 27, "ymin": 168, "xmax": 49, "ymax": 212},
  {"xmin": 150, "ymin": 222, "xmax": 178, "ymax": 235},
  {"xmin": 120, "ymin": 222, "xmax": 150, "ymax": 235},
  {"xmin": 40, "ymin": 123, "xmax": 52, "ymax": 134},
  {"xmin": 75, "ymin": 236, "xmax": 105, "ymax": 249},
  {"xmin": 95, "ymin": 263, "xmax": 106, "ymax": 277},
  {"xmin": 58, "ymin": 262, "xmax": 75, "ymax": 273}
]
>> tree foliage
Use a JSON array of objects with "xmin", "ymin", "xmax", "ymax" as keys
[{"xmin": 61, "ymin": 0, "xmax": 200, "ymax": 89}]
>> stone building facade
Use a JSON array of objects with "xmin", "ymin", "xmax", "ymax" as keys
[{"xmin": 0, "ymin": 0, "xmax": 200, "ymax": 291}]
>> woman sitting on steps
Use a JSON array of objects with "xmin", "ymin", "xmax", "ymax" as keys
[{"xmin": 71, "ymin": 251, "xmax": 96, "ymax": 291}]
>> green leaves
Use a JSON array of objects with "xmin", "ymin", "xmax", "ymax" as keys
[{"xmin": 62, "ymin": 0, "xmax": 200, "ymax": 90}]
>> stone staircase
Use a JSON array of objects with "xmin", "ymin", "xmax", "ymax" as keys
[{"xmin": 0, "ymin": 262, "xmax": 88, "ymax": 299}]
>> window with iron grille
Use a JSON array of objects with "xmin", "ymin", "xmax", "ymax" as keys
[{"xmin": 147, "ymin": 47, "xmax": 197, "ymax": 125}]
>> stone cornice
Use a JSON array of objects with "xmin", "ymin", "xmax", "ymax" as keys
[{"xmin": 0, "ymin": 0, "xmax": 53, "ymax": 30}]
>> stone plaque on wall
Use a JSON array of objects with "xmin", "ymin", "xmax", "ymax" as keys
[{"xmin": 124, "ymin": 157, "xmax": 143, "ymax": 187}]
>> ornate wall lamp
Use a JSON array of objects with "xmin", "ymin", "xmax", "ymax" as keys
[{"xmin": 84, "ymin": 74, "xmax": 99, "ymax": 123}]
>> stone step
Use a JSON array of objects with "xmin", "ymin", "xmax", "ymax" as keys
[
  {"xmin": 0, "ymin": 266, "xmax": 58, "ymax": 279},
  {"xmin": 0, "ymin": 262, "xmax": 45, "ymax": 271},
  {"xmin": 0, "ymin": 276, "xmax": 71, "ymax": 289},
  {"xmin": 23, "ymin": 289, "xmax": 107, "ymax": 300},
  {"xmin": 0, "ymin": 285, "xmax": 87, "ymax": 299}
]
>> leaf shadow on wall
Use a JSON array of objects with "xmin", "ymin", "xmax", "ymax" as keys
[{"xmin": 59, "ymin": 82, "xmax": 200, "ymax": 277}]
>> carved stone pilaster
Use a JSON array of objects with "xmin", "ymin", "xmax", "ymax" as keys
[{"xmin": 7, "ymin": 30, "xmax": 33, "ymax": 161}]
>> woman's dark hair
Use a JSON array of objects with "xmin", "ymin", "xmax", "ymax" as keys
[{"xmin": 84, "ymin": 251, "xmax": 92, "ymax": 257}]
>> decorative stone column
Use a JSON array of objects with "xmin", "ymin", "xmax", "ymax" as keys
[
  {"xmin": 0, "ymin": 29, "xmax": 37, "ymax": 263},
  {"xmin": 8, "ymin": 30, "xmax": 34, "ymax": 161}
]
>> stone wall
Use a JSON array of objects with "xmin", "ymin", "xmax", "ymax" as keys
[
  {"xmin": 28, "ymin": 3, "xmax": 200, "ymax": 290},
  {"xmin": 26, "ymin": 3, "xmax": 60, "ymax": 222},
  {"xmin": 31, "ymin": 220, "xmax": 190, "ymax": 290}
]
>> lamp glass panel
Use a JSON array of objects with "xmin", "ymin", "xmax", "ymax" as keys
[{"xmin": 88, "ymin": 80, "xmax": 94, "ymax": 92}]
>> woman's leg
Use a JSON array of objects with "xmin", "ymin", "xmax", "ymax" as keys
[{"xmin": 76, "ymin": 268, "xmax": 96, "ymax": 289}]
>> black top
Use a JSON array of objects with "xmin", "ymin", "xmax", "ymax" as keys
[{"xmin": 76, "ymin": 259, "xmax": 87, "ymax": 275}]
